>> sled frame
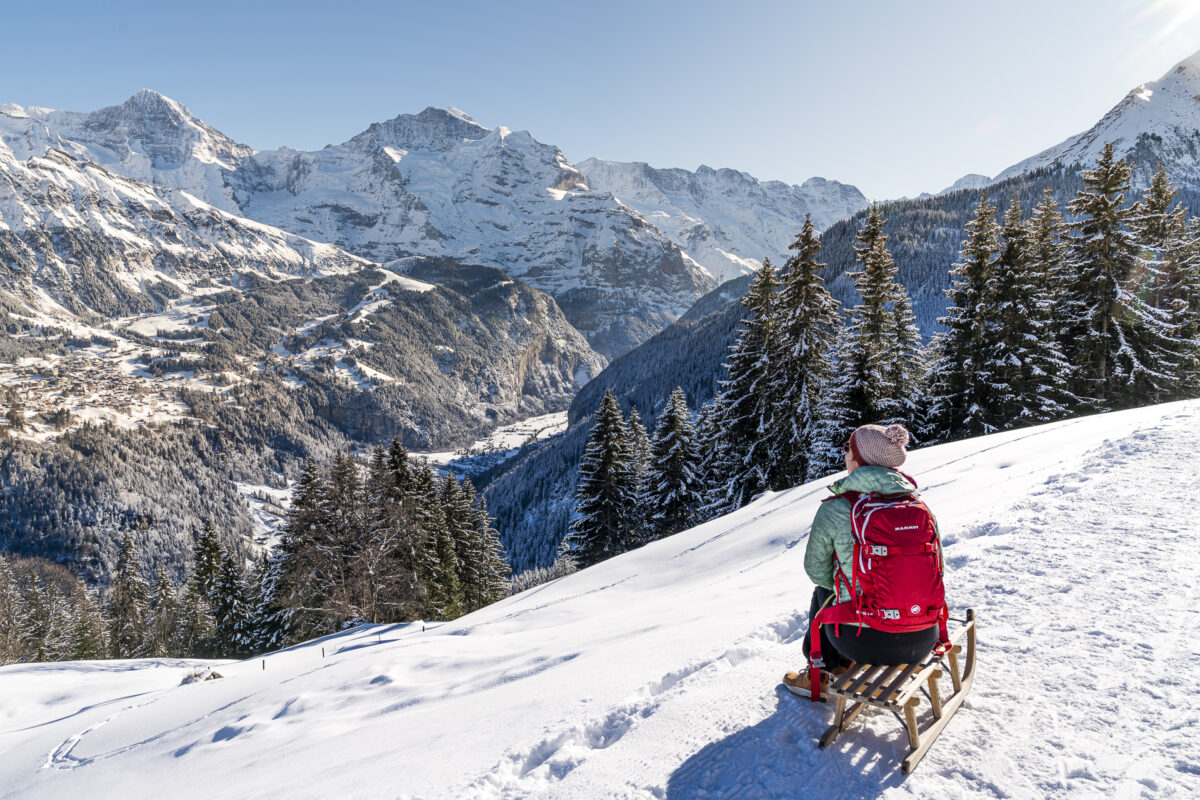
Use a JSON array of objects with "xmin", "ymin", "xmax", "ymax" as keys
[{"xmin": 807, "ymin": 609, "xmax": 975, "ymax": 774}]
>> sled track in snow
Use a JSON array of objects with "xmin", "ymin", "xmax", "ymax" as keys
[{"xmin": 461, "ymin": 610, "xmax": 811, "ymax": 799}]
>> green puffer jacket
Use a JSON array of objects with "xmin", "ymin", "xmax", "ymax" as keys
[{"xmin": 803, "ymin": 466, "xmax": 940, "ymax": 608}]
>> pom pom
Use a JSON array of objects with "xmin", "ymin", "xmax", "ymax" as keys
[{"xmin": 884, "ymin": 424, "xmax": 910, "ymax": 448}]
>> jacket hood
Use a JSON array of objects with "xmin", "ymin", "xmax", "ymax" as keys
[{"xmin": 828, "ymin": 465, "xmax": 917, "ymax": 496}]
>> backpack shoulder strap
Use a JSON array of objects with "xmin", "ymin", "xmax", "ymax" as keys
[{"xmin": 822, "ymin": 489, "xmax": 861, "ymax": 504}]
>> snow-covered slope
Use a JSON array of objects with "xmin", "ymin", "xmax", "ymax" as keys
[
  {"xmin": 4, "ymin": 400, "xmax": 1198, "ymax": 799},
  {"xmin": 576, "ymin": 159, "xmax": 868, "ymax": 284},
  {"xmin": 0, "ymin": 97, "xmax": 718, "ymax": 357},
  {"xmin": 994, "ymin": 49, "xmax": 1200, "ymax": 187}
]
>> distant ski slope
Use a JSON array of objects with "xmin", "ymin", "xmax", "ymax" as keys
[{"xmin": 2, "ymin": 400, "xmax": 1198, "ymax": 799}]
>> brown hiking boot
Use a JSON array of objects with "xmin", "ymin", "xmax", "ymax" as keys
[{"xmin": 784, "ymin": 669, "xmax": 825, "ymax": 697}]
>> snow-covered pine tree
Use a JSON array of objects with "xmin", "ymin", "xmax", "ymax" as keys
[
  {"xmin": 1130, "ymin": 162, "xmax": 1194, "ymax": 402},
  {"xmin": 988, "ymin": 196, "xmax": 1077, "ymax": 428},
  {"xmin": 569, "ymin": 388, "xmax": 638, "ymax": 568},
  {"xmin": 830, "ymin": 204, "xmax": 917, "ymax": 434},
  {"xmin": 625, "ymin": 405, "xmax": 652, "ymax": 542},
  {"xmin": 704, "ymin": 258, "xmax": 780, "ymax": 515},
  {"xmin": 644, "ymin": 386, "xmax": 703, "ymax": 540},
  {"xmin": 70, "ymin": 587, "xmax": 108, "ymax": 660},
  {"xmin": 1174, "ymin": 216, "xmax": 1200, "ymax": 394},
  {"xmin": 26, "ymin": 576, "xmax": 73, "ymax": 662},
  {"xmin": 0, "ymin": 554, "xmax": 31, "ymax": 665},
  {"xmin": 1027, "ymin": 187, "xmax": 1073, "ymax": 344},
  {"xmin": 147, "ymin": 567, "xmax": 178, "ymax": 657},
  {"xmin": 769, "ymin": 215, "xmax": 842, "ymax": 486},
  {"xmin": 175, "ymin": 519, "xmax": 225, "ymax": 657},
  {"xmin": 882, "ymin": 280, "xmax": 926, "ymax": 431},
  {"xmin": 443, "ymin": 474, "xmax": 483, "ymax": 609},
  {"xmin": 108, "ymin": 532, "xmax": 150, "ymax": 658},
  {"xmin": 413, "ymin": 462, "xmax": 464, "ymax": 619},
  {"xmin": 243, "ymin": 553, "xmax": 271, "ymax": 652},
  {"xmin": 470, "ymin": 490, "xmax": 511, "ymax": 607},
  {"xmin": 323, "ymin": 452, "xmax": 363, "ymax": 624},
  {"xmin": 262, "ymin": 460, "xmax": 335, "ymax": 646},
  {"xmin": 925, "ymin": 194, "xmax": 1000, "ymax": 441},
  {"xmin": 1065, "ymin": 142, "xmax": 1171, "ymax": 409},
  {"xmin": 214, "ymin": 551, "xmax": 250, "ymax": 657},
  {"xmin": 355, "ymin": 444, "xmax": 418, "ymax": 623}
]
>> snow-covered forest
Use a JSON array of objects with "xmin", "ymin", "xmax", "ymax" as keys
[{"xmin": 511, "ymin": 146, "xmax": 1200, "ymax": 570}]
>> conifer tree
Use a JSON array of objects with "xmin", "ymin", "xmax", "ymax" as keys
[
  {"xmin": 357, "ymin": 444, "xmax": 419, "ymax": 623},
  {"xmin": 444, "ymin": 474, "xmax": 482, "ymax": 607},
  {"xmin": 27, "ymin": 580, "xmax": 74, "ymax": 662},
  {"xmin": 830, "ymin": 204, "xmax": 920, "ymax": 434},
  {"xmin": 925, "ymin": 194, "xmax": 1000, "ymax": 440},
  {"xmin": 264, "ymin": 460, "xmax": 334, "ymax": 645},
  {"xmin": 1130, "ymin": 162, "xmax": 1195, "ymax": 401},
  {"xmin": 624, "ymin": 405, "xmax": 652, "ymax": 540},
  {"xmin": 1027, "ymin": 188, "xmax": 1072, "ymax": 338},
  {"xmin": 988, "ymin": 196, "xmax": 1077, "ymax": 427},
  {"xmin": 1065, "ymin": 142, "xmax": 1171, "ymax": 407},
  {"xmin": 323, "ymin": 452, "xmax": 363, "ymax": 624},
  {"xmin": 413, "ymin": 462, "xmax": 463, "ymax": 619},
  {"xmin": 243, "ymin": 553, "xmax": 272, "ymax": 653},
  {"xmin": 147, "ymin": 567, "xmax": 178, "ymax": 657},
  {"xmin": 108, "ymin": 533, "xmax": 149, "ymax": 658},
  {"xmin": 644, "ymin": 387, "xmax": 703, "ymax": 539},
  {"xmin": 705, "ymin": 258, "xmax": 779, "ymax": 514},
  {"xmin": 569, "ymin": 389, "xmax": 638, "ymax": 568},
  {"xmin": 470, "ymin": 490, "xmax": 511, "ymax": 607},
  {"xmin": 214, "ymin": 552, "xmax": 250, "ymax": 657},
  {"xmin": 0, "ymin": 554, "xmax": 30, "ymax": 665},
  {"xmin": 769, "ymin": 215, "xmax": 842, "ymax": 485},
  {"xmin": 1174, "ymin": 216, "xmax": 1200, "ymax": 393},
  {"xmin": 175, "ymin": 520, "xmax": 223, "ymax": 656},
  {"xmin": 71, "ymin": 587, "xmax": 108, "ymax": 660}
]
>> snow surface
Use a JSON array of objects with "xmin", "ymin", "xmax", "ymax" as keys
[{"xmin": 3, "ymin": 401, "xmax": 1200, "ymax": 798}]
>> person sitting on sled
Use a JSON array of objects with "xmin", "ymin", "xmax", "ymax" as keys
[{"xmin": 785, "ymin": 423, "xmax": 941, "ymax": 694}]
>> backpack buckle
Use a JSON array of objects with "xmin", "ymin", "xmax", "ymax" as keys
[
  {"xmin": 880, "ymin": 608, "xmax": 901, "ymax": 620},
  {"xmin": 869, "ymin": 545, "xmax": 888, "ymax": 556}
]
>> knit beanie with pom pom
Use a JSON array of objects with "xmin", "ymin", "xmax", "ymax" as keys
[{"xmin": 849, "ymin": 424, "xmax": 910, "ymax": 468}]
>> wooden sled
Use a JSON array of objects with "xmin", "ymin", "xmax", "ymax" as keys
[{"xmin": 787, "ymin": 609, "xmax": 976, "ymax": 774}]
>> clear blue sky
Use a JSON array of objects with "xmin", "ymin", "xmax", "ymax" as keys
[{"xmin": 6, "ymin": 0, "xmax": 1200, "ymax": 199}]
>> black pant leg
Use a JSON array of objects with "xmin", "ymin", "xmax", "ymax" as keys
[{"xmin": 801, "ymin": 586, "xmax": 848, "ymax": 668}]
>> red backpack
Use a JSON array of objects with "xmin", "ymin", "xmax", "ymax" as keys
[{"xmin": 806, "ymin": 488, "xmax": 951, "ymax": 701}]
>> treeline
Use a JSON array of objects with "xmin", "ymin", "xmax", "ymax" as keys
[
  {"xmin": 0, "ymin": 442, "xmax": 512, "ymax": 665},
  {"xmin": 567, "ymin": 145, "xmax": 1200, "ymax": 568}
]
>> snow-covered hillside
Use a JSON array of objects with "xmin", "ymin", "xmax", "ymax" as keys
[
  {"xmin": 576, "ymin": 159, "xmax": 868, "ymax": 284},
  {"xmin": 3, "ymin": 401, "xmax": 1199, "ymax": 799},
  {"xmin": 993, "ymin": 48, "xmax": 1200, "ymax": 188}
]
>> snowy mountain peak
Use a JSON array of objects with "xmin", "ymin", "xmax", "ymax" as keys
[
  {"xmin": 117, "ymin": 89, "xmax": 193, "ymax": 125},
  {"xmin": 993, "ymin": 50, "xmax": 1200, "ymax": 187},
  {"xmin": 348, "ymin": 105, "xmax": 492, "ymax": 152}
]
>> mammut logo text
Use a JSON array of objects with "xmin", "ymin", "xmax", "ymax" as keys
[{"xmin": 895, "ymin": 525, "xmax": 920, "ymax": 531}]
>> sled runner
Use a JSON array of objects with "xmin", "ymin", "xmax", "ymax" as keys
[{"xmin": 786, "ymin": 609, "xmax": 976, "ymax": 774}]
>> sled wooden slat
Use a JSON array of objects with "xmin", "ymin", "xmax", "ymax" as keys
[
  {"xmin": 830, "ymin": 664, "xmax": 866, "ymax": 692},
  {"xmin": 845, "ymin": 664, "xmax": 884, "ymax": 694},
  {"xmin": 863, "ymin": 663, "xmax": 902, "ymax": 699},
  {"xmin": 879, "ymin": 660, "xmax": 922, "ymax": 701},
  {"xmin": 811, "ymin": 609, "xmax": 977, "ymax": 775}
]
